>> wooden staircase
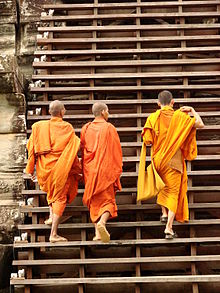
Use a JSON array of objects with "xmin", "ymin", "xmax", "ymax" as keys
[{"xmin": 11, "ymin": 1, "xmax": 220, "ymax": 292}]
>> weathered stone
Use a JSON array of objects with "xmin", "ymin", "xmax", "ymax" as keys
[
  {"xmin": 0, "ymin": 24, "xmax": 16, "ymax": 55},
  {"xmin": 0, "ymin": 93, "xmax": 25, "ymax": 133},
  {"xmin": 0, "ymin": 56, "xmax": 24, "ymax": 93},
  {"xmin": 0, "ymin": 245, "xmax": 13, "ymax": 290},
  {"xmin": 20, "ymin": 0, "xmax": 54, "ymax": 23},
  {"xmin": 0, "ymin": 0, "xmax": 17, "ymax": 25},
  {"xmin": 20, "ymin": 22, "xmax": 40, "ymax": 55}
]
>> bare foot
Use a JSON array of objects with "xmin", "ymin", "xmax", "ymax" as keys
[
  {"xmin": 93, "ymin": 236, "xmax": 101, "ymax": 241},
  {"xmin": 97, "ymin": 222, "xmax": 110, "ymax": 243},
  {"xmin": 44, "ymin": 217, "xmax": 52, "ymax": 225},
  {"xmin": 49, "ymin": 235, "xmax": 68, "ymax": 243}
]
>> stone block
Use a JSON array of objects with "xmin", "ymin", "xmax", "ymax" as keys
[
  {"xmin": 0, "ymin": 0, "xmax": 17, "ymax": 24},
  {"xmin": 0, "ymin": 245, "xmax": 13, "ymax": 290},
  {"xmin": 0, "ymin": 56, "xmax": 24, "ymax": 93},
  {"xmin": 0, "ymin": 93, "xmax": 26, "ymax": 133},
  {"xmin": 20, "ymin": 0, "xmax": 54, "ymax": 23},
  {"xmin": 0, "ymin": 24, "xmax": 16, "ymax": 55}
]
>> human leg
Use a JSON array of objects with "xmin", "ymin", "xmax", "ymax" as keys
[
  {"xmin": 97, "ymin": 211, "xmax": 110, "ymax": 243},
  {"xmin": 49, "ymin": 213, "xmax": 67, "ymax": 242}
]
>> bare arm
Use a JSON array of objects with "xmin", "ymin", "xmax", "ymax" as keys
[{"xmin": 180, "ymin": 106, "xmax": 204, "ymax": 129}]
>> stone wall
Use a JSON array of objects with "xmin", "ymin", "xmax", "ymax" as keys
[{"xmin": 0, "ymin": 0, "xmax": 52, "ymax": 291}]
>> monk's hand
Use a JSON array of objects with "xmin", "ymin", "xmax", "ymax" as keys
[
  {"xmin": 180, "ymin": 106, "xmax": 193, "ymax": 113},
  {"xmin": 28, "ymin": 173, "xmax": 36, "ymax": 181}
]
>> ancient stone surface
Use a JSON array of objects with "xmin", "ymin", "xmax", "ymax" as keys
[
  {"xmin": 0, "ymin": 245, "xmax": 13, "ymax": 291},
  {"xmin": 0, "ymin": 0, "xmax": 17, "ymax": 25},
  {"xmin": 0, "ymin": 93, "xmax": 26, "ymax": 133}
]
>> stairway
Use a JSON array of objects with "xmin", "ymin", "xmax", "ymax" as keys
[{"xmin": 11, "ymin": 1, "xmax": 220, "ymax": 292}]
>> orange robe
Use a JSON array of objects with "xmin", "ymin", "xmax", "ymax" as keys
[
  {"xmin": 26, "ymin": 117, "xmax": 82, "ymax": 216},
  {"xmin": 81, "ymin": 117, "xmax": 123, "ymax": 223},
  {"xmin": 138, "ymin": 106, "xmax": 197, "ymax": 222}
]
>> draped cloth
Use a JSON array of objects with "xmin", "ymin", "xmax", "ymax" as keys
[
  {"xmin": 81, "ymin": 117, "xmax": 123, "ymax": 223},
  {"xmin": 26, "ymin": 117, "xmax": 81, "ymax": 216},
  {"xmin": 138, "ymin": 107, "xmax": 197, "ymax": 222}
]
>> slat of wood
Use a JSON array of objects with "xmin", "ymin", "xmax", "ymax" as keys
[
  {"xmin": 28, "ymin": 98, "xmax": 220, "ymax": 106},
  {"xmin": 13, "ymin": 237, "xmax": 220, "ymax": 249},
  {"xmin": 32, "ymin": 59, "xmax": 220, "ymax": 68},
  {"xmin": 38, "ymin": 24, "xmax": 220, "ymax": 32},
  {"xmin": 32, "ymin": 71, "xmax": 220, "ymax": 80},
  {"xmin": 30, "ymin": 85, "xmax": 220, "ymax": 93},
  {"xmin": 20, "ymin": 202, "xmax": 220, "ymax": 214},
  {"xmin": 21, "ymin": 187, "xmax": 137, "ymax": 194},
  {"xmin": 122, "ymin": 170, "xmax": 220, "ymax": 177},
  {"xmin": 21, "ymin": 185, "xmax": 220, "ymax": 193},
  {"xmin": 34, "ymin": 47, "xmax": 220, "ymax": 56},
  {"xmin": 10, "ymin": 275, "xmax": 220, "ymax": 285},
  {"xmin": 40, "ymin": 12, "xmax": 220, "ymax": 21},
  {"xmin": 27, "ymin": 112, "xmax": 220, "ymax": 121},
  {"xmin": 17, "ymin": 219, "xmax": 220, "ymax": 230},
  {"xmin": 43, "ymin": 1, "xmax": 220, "ymax": 10},
  {"xmin": 36, "ymin": 35, "xmax": 220, "ymax": 44},
  {"xmin": 12, "ymin": 255, "xmax": 220, "ymax": 266},
  {"xmin": 26, "ymin": 125, "xmax": 220, "ymax": 134}
]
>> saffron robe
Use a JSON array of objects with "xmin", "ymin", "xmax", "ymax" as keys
[
  {"xmin": 81, "ymin": 117, "xmax": 123, "ymax": 223},
  {"xmin": 26, "ymin": 117, "xmax": 81, "ymax": 216},
  {"xmin": 138, "ymin": 106, "xmax": 197, "ymax": 222}
]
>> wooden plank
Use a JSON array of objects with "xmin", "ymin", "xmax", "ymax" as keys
[
  {"xmin": 10, "ymin": 275, "xmax": 220, "ymax": 285},
  {"xmin": 26, "ymin": 125, "xmax": 220, "ymax": 134},
  {"xmin": 32, "ymin": 59, "xmax": 220, "ymax": 68},
  {"xmin": 12, "ymin": 255, "xmax": 220, "ymax": 266},
  {"xmin": 13, "ymin": 237, "xmax": 220, "ymax": 249},
  {"xmin": 17, "ymin": 219, "xmax": 220, "ymax": 231},
  {"xmin": 21, "ymin": 185, "xmax": 220, "ymax": 193},
  {"xmin": 36, "ymin": 35, "xmax": 220, "ymax": 44},
  {"xmin": 40, "ymin": 12, "xmax": 220, "ymax": 21},
  {"xmin": 38, "ymin": 24, "xmax": 220, "ymax": 33},
  {"xmin": 27, "ymin": 112, "xmax": 220, "ymax": 121},
  {"xmin": 32, "ymin": 71, "xmax": 220, "ymax": 80},
  {"xmin": 43, "ymin": 1, "xmax": 220, "ymax": 10},
  {"xmin": 19, "ymin": 202, "xmax": 220, "ymax": 214},
  {"xmin": 34, "ymin": 47, "xmax": 220, "ymax": 56},
  {"xmin": 27, "ymin": 98, "xmax": 220, "ymax": 106},
  {"xmin": 30, "ymin": 85, "xmax": 220, "ymax": 93}
]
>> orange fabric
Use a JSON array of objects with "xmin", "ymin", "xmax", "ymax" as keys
[
  {"xmin": 140, "ymin": 106, "xmax": 197, "ymax": 222},
  {"xmin": 89, "ymin": 184, "xmax": 117, "ymax": 223},
  {"xmin": 81, "ymin": 117, "xmax": 123, "ymax": 222},
  {"xmin": 26, "ymin": 117, "xmax": 81, "ymax": 216}
]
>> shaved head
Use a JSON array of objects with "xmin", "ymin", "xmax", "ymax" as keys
[
  {"xmin": 49, "ymin": 100, "xmax": 65, "ymax": 117},
  {"xmin": 92, "ymin": 102, "xmax": 108, "ymax": 117},
  {"xmin": 158, "ymin": 90, "xmax": 173, "ymax": 106}
]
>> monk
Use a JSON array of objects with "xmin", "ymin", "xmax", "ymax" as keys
[
  {"xmin": 81, "ymin": 102, "xmax": 123, "ymax": 243},
  {"xmin": 26, "ymin": 100, "xmax": 82, "ymax": 242},
  {"xmin": 138, "ymin": 90, "xmax": 204, "ymax": 239}
]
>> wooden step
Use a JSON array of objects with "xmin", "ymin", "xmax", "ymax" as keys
[
  {"xmin": 27, "ymin": 125, "xmax": 220, "ymax": 134},
  {"xmin": 13, "ymin": 237, "xmax": 220, "ymax": 249},
  {"xmin": 30, "ymin": 85, "xmax": 220, "ymax": 94},
  {"xmin": 17, "ymin": 219, "xmax": 220, "ymax": 231},
  {"xmin": 27, "ymin": 98, "xmax": 220, "ymax": 106},
  {"xmin": 43, "ymin": 1, "xmax": 220, "ymax": 10},
  {"xmin": 20, "ymin": 202, "xmax": 220, "ymax": 215},
  {"xmin": 32, "ymin": 71, "xmax": 220, "ymax": 81},
  {"xmin": 34, "ymin": 47, "xmax": 220, "ymax": 56},
  {"xmin": 38, "ymin": 24, "xmax": 220, "ymax": 33},
  {"xmin": 40, "ymin": 12, "xmax": 220, "ymax": 22},
  {"xmin": 12, "ymin": 255, "xmax": 220, "ymax": 267},
  {"xmin": 21, "ymin": 185, "xmax": 220, "ymax": 194},
  {"xmin": 10, "ymin": 275, "xmax": 220, "ymax": 286},
  {"xmin": 32, "ymin": 59, "xmax": 220, "ymax": 68},
  {"xmin": 27, "ymin": 112, "xmax": 220, "ymax": 121},
  {"xmin": 36, "ymin": 35, "xmax": 220, "ymax": 45}
]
